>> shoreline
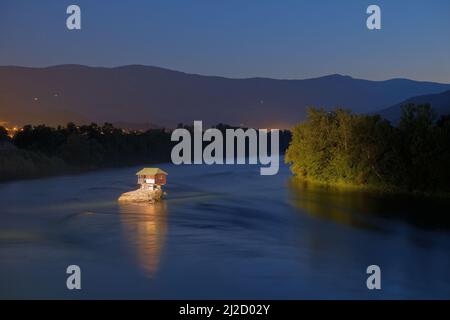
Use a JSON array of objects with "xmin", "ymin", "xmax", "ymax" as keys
[
  {"xmin": 290, "ymin": 175, "xmax": 450, "ymax": 200},
  {"xmin": 0, "ymin": 161, "xmax": 170, "ymax": 184}
]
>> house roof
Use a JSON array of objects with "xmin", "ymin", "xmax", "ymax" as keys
[{"xmin": 136, "ymin": 168, "xmax": 168, "ymax": 176}]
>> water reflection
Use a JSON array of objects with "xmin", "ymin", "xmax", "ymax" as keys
[
  {"xmin": 119, "ymin": 202, "xmax": 168, "ymax": 277},
  {"xmin": 288, "ymin": 178, "xmax": 450, "ymax": 231}
]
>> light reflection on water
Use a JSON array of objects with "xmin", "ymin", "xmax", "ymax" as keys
[
  {"xmin": 119, "ymin": 202, "xmax": 167, "ymax": 278},
  {"xmin": 288, "ymin": 179, "xmax": 377, "ymax": 230},
  {"xmin": 288, "ymin": 178, "xmax": 450, "ymax": 232},
  {"xmin": 1, "ymin": 163, "xmax": 450, "ymax": 299}
]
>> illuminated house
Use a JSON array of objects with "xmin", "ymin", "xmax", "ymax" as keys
[{"xmin": 136, "ymin": 168, "xmax": 168, "ymax": 190}]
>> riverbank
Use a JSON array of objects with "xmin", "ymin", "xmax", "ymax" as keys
[
  {"xmin": 0, "ymin": 145, "xmax": 169, "ymax": 183},
  {"xmin": 289, "ymin": 176, "xmax": 450, "ymax": 199},
  {"xmin": 285, "ymin": 106, "xmax": 450, "ymax": 198},
  {"xmin": 0, "ymin": 140, "xmax": 170, "ymax": 183},
  {"xmin": 0, "ymin": 144, "xmax": 71, "ymax": 182},
  {"xmin": 0, "ymin": 122, "xmax": 173, "ymax": 182}
]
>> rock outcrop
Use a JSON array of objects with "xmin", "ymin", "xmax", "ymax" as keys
[{"xmin": 118, "ymin": 188, "xmax": 163, "ymax": 203}]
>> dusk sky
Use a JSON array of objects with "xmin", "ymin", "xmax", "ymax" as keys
[{"xmin": 0, "ymin": 0, "xmax": 449, "ymax": 82}]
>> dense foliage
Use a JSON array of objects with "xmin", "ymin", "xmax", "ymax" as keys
[
  {"xmin": 0, "ymin": 123, "xmax": 174, "ymax": 181},
  {"xmin": 285, "ymin": 104, "xmax": 450, "ymax": 194},
  {"xmin": 0, "ymin": 122, "xmax": 291, "ymax": 181}
]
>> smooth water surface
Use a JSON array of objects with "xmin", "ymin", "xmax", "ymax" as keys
[{"xmin": 1, "ymin": 163, "xmax": 450, "ymax": 299}]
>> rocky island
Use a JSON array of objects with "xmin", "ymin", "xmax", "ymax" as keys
[
  {"xmin": 118, "ymin": 168, "xmax": 168, "ymax": 203},
  {"xmin": 118, "ymin": 188, "xmax": 163, "ymax": 203}
]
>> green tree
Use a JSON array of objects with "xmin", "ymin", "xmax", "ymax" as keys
[{"xmin": 286, "ymin": 104, "xmax": 450, "ymax": 194}]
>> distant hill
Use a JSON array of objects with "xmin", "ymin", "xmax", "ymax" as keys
[
  {"xmin": 112, "ymin": 121, "xmax": 162, "ymax": 131},
  {"xmin": 379, "ymin": 89, "xmax": 450, "ymax": 122},
  {"xmin": 1, "ymin": 64, "xmax": 450, "ymax": 128}
]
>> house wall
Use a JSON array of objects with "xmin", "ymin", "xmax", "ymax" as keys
[
  {"xmin": 138, "ymin": 174, "xmax": 166, "ymax": 186},
  {"xmin": 154, "ymin": 173, "xmax": 167, "ymax": 185}
]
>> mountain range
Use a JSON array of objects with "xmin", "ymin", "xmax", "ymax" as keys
[
  {"xmin": 378, "ymin": 89, "xmax": 450, "ymax": 122},
  {"xmin": 1, "ymin": 64, "xmax": 450, "ymax": 128}
]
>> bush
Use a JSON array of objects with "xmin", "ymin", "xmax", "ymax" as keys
[{"xmin": 285, "ymin": 104, "xmax": 450, "ymax": 194}]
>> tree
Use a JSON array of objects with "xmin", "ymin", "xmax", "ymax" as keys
[
  {"xmin": 0, "ymin": 126, "xmax": 9, "ymax": 142},
  {"xmin": 286, "ymin": 105, "xmax": 450, "ymax": 193}
]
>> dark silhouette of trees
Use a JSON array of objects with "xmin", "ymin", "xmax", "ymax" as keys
[
  {"xmin": 1, "ymin": 121, "xmax": 291, "ymax": 181},
  {"xmin": 0, "ymin": 123, "xmax": 175, "ymax": 181},
  {"xmin": 0, "ymin": 126, "xmax": 9, "ymax": 142},
  {"xmin": 11, "ymin": 123, "xmax": 174, "ymax": 169}
]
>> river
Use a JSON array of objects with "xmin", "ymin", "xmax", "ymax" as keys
[{"xmin": 1, "ymin": 162, "xmax": 450, "ymax": 299}]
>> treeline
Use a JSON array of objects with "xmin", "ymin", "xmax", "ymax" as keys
[
  {"xmin": 0, "ymin": 122, "xmax": 291, "ymax": 181},
  {"xmin": 285, "ymin": 104, "xmax": 450, "ymax": 194},
  {"xmin": 0, "ymin": 123, "xmax": 174, "ymax": 181},
  {"xmin": 176, "ymin": 123, "xmax": 292, "ymax": 157}
]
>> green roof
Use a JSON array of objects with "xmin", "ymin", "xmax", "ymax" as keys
[{"xmin": 136, "ymin": 168, "xmax": 168, "ymax": 176}]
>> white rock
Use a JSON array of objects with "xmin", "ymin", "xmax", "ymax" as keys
[{"xmin": 118, "ymin": 188, "xmax": 163, "ymax": 203}]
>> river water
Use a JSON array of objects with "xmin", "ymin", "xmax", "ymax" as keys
[{"xmin": 1, "ymin": 162, "xmax": 450, "ymax": 299}]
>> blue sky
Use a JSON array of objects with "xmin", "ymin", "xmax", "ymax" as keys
[{"xmin": 0, "ymin": 0, "xmax": 449, "ymax": 82}]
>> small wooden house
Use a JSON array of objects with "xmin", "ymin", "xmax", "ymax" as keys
[{"xmin": 136, "ymin": 168, "xmax": 168, "ymax": 190}]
